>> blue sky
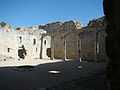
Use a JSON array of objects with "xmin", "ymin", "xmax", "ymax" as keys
[{"xmin": 0, "ymin": 0, "xmax": 104, "ymax": 27}]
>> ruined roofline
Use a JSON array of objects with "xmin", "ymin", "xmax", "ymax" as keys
[
  {"xmin": 0, "ymin": 21, "xmax": 14, "ymax": 32},
  {"xmin": 44, "ymin": 20, "xmax": 81, "ymax": 26},
  {"xmin": 1, "ymin": 16, "xmax": 105, "ymax": 32},
  {"xmin": 2, "ymin": 20, "xmax": 82, "ymax": 31},
  {"xmin": 45, "ymin": 21, "xmax": 62, "ymax": 26},
  {"xmin": 0, "ymin": 21, "xmax": 12, "ymax": 28},
  {"xmin": 87, "ymin": 16, "xmax": 106, "ymax": 28},
  {"xmin": 88, "ymin": 16, "xmax": 105, "ymax": 24}
]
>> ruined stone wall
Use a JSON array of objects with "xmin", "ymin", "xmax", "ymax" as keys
[
  {"xmin": 39, "ymin": 22, "xmax": 63, "ymax": 33},
  {"xmin": 97, "ymin": 29, "xmax": 108, "ymax": 61},
  {"xmin": 65, "ymin": 31, "xmax": 80, "ymax": 59},
  {"xmin": 16, "ymin": 32, "xmax": 41, "ymax": 59},
  {"xmin": 50, "ymin": 31, "xmax": 80, "ymax": 60},
  {"xmin": 80, "ymin": 30, "xmax": 96, "ymax": 61},
  {"xmin": 0, "ymin": 32, "xmax": 18, "ymax": 60},
  {"xmin": 0, "ymin": 27, "xmax": 51, "ymax": 62},
  {"xmin": 52, "ymin": 32, "xmax": 65, "ymax": 59},
  {"xmin": 16, "ymin": 28, "xmax": 51, "ymax": 60},
  {"xmin": 79, "ymin": 17, "xmax": 108, "ymax": 61},
  {"xmin": 0, "ymin": 18, "xmax": 107, "ymax": 62},
  {"xmin": 42, "ymin": 35, "xmax": 51, "ymax": 59},
  {"xmin": 44, "ymin": 21, "xmax": 82, "ymax": 60}
]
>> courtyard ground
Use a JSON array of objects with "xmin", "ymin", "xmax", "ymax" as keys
[{"xmin": 0, "ymin": 59, "xmax": 108, "ymax": 90}]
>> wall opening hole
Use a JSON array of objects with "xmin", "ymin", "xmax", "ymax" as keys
[
  {"xmin": 44, "ymin": 40, "xmax": 46, "ymax": 45},
  {"xmin": 19, "ymin": 36, "xmax": 22, "ymax": 43},
  {"xmin": 8, "ymin": 48, "xmax": 10, "ymax": 53},
  {"xmin": 33, "ymin": 39, "xmax": 36, "ymax": 45}
]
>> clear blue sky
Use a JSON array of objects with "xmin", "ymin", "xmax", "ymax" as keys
[{"xmin": 0, "ymin": 0, "xmax": 104, "ymax": 27}]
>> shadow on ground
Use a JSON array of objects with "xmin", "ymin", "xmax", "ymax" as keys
[{"xmin": 0, "ymin": 60, "xmax": 107, "ymax": 90}]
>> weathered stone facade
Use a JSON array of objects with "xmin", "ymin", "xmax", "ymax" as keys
[
  {"xmin": 0, "ymin": 17, "xmax": 107, "ymax": 64},
  {"xmin": 16, "ymin": 27, "xmax": 51, "ymax": 60},
  {"xmin": 80, "ymin": 17, "xmax": 108, "ymax": 61},
  {"xmin": 0, "ymin": 23, "xmax": 51, "ymax": 61},
  {"xmin": 39, "ymin": 20, "xmax": 82, "ymax": 60}
]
